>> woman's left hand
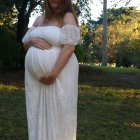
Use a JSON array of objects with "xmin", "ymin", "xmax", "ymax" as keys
[{"xmin": 39, "ymin": 73, "xmax": 56, "ymax": 85}]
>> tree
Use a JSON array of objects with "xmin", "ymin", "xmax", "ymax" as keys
[
  {"xmin": 0, "ymin": 1, "xmax": 21, "ymax": 71},
  {"xmin": 102, "ymin": 0, "xmax": 107, "ymax": 66},
  {"xmin": 0, "ymin": 0, "xmax": 17, "ymax": 30},
  {"xmin": 100, "ymin": 0, "xmax": 132, "ymax": 66},
  {"xmin": 76, "ymin": 22, "xmax": 94, "ymax": 63},
  {"xmin": 93, "ymin": 7, "xmax": 140, "ymax": 68},
  {"xmin": 15, "ymin": 0, "xmax": 42, "ymax": 42}
]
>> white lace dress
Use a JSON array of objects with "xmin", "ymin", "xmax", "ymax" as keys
[{"xmin": 22, "ymin": 24, "xmax": 80, "ymax": 140}]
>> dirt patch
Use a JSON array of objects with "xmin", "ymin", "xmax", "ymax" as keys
[{"xmin": 0, "ymin": 66, "xmax": 140, "ymax": 89}]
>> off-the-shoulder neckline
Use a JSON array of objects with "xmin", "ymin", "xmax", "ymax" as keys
[{"xmin": 32, "ymin": 24, "xmax": 79, "ymax": 29}]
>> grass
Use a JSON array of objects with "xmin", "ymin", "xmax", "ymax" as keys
[
  {"xmin": 77, "ymin": 85, "xmax": 140, "ymax": 140},
  {"xmin": 0, "ymin": 65, "xmax": 140, "ymax": 140},
  {"xmin": 0, "ymin": 90, "xmax": 27, "ymax": 140},
  {"xmin": 94, "ymin": 65, "xmax": 140, "ymax": 76},
  {"xmin": 83, "ymin": 64, "xmax": 140, "ymax": 76}
]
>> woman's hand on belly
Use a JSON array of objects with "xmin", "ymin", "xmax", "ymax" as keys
[
  {"xmin": 39, "ymin": 72, "xmax": 56, "ymax": 85},
  {"xmin": 23, "ymin": 37, "xmax": 52, "ymax": 50},
  {"xmin": 30, "ymin": 37, "xmax": 52, "ymax": 50}
]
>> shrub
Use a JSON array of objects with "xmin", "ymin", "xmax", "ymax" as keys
[{"xmin": 0, "ymin": 28, "xmax": 22, "ymax": 71}]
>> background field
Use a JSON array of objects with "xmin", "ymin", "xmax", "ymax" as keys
[{"xmin": 0, "ymin": 65, "xmax": 140, "ymax": 140}]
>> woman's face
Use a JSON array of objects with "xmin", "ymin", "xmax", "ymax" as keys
[{"xmin": 48, "ymin": 0, "xmax": 61, "ymax": 10}]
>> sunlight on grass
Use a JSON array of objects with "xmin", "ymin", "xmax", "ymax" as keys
[
  {"xmin": 78, "ymin": 85, "xmax": 93, "ymax": 91},
  {"xmin": 131, "ymin": 122, "xmax": 140, "ymax": 128},
  {"xmin": 0, "ymin": 84, "xmax": 19, "ymax": 91},
  {"xmin": 79, "ymin": 84, "xmax": 140, "ymax": 98}
]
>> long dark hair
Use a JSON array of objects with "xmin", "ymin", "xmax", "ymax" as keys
[{"xmin": 44, "ymin": 0, "xmax": 78, "ymax": 25}]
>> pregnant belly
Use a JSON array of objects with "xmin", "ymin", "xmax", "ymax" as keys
[{"xmin": 25, "ymin": 46, "xmax": 61, "ymax": 79}]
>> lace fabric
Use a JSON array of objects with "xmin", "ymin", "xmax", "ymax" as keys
[{"xmin": 60, "ymin": 24, "xmax": 80, "ymax": 46}]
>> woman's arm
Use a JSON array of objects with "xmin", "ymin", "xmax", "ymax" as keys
[
  {"xmin": 51, "ymin": 45, "xmax": 75, "ymax": 77},
  {"xmin": 22, "ymin": 15, "xmax": 52, "ymax": 50},
  {"xmin": 39, "ymin": 13, "xmax": 79, "ymax": 85},
  {"xmin": 23, "ymin": 37, "xmax": 52, "ymax": 50}
]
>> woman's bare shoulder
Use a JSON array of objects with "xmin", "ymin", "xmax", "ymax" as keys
[
  {"xmin": 33, "ymin": 15, "xmax": 45, "ymax": 27},
  {"xmin": 63, "ymin": 12, "xmax": 77, "ymax": 26}
]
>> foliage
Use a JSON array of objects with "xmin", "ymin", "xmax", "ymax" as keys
[
  {"xmin": 93, "ymin": 7, "xmax": 138, "ymax": 25},
  {"xmin": 75, "ymin": 0, "xmax": 93, "ymax": 21},
  {"xmin": 117, "ymin": 39, "xmax": 140, "ymax": 68},
  {"xmin": 0, "ymin": 1, "xmax": 21, "ymax": 71},
  {"xmin": 0, "ymin": 28, "xmax": 21, "ymax": 71},
  {"xmin": 0, "ymin": 1, "xmax": 18, "ymax": 30},
  {"xmin": 92, "ymin": 7, "xmax": 140, "ymax": 68},
  {"xmin": 75, "ymin": 23, "xmax": 94, "ymax": 63}
]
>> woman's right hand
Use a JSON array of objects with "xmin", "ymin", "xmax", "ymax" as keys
[{"xmin": 23, "ymin": 37, "xmax": 52, "ymax": 50}]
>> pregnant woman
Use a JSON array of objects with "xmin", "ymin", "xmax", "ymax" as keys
[{"xmin": 22, "ymin": 0, "xmax": 80, "ymax": 140}]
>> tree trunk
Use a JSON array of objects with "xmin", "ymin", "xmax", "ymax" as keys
[
  {"xmin": 102, "ymin": 0, "xmax": 107, "ymax": 66},
  {"xmin": 16, "ymin": 0, "xmax": 29, "ymax": 42},
  {"xmin": 16, "ymin": 0, "xmax": 39, "ymax": 69}
]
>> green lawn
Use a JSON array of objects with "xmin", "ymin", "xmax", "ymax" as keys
[
  {"xmin": 92, "ymin": 65, "xmax": 140, "ymax": 76},
  {"xmin": 77, "ymin": 85, "xmax": 140, "ymax": 140},
  {"xmin": 0, "ymin": 65, "xmax": 140, "ymax": 140}
]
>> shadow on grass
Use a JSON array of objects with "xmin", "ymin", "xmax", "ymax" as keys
[
  {"xmin": 79, "ymin": 76, "xmax": 140, "ymax": 89},
  {"xmin": 79, "ymin": 65, "xmax": 140, "ymax": 89},
  {"xmin": 0, "ymin": 90, "xmax": 28, "ymax": 140}
]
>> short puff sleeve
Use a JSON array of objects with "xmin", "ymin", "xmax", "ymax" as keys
[
  {"xmin": 22, "ymin": 26, "xmax": 36, "ymax": 43},
  {"xmin": 59, "ymin": 24, "xmax": 80, "ymax": 46}
]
